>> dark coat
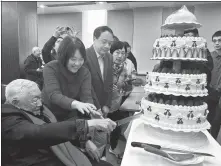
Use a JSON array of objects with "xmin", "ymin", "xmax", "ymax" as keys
[
  {"xmin": 84, "ymin": 46, "xmax": 113, "ymax": 109},
  {"xmin": 24, "ymin": 54, "xmax": 43, "ymax": 82},
  {"xmin": 42, "ymin": 60, "xmax": 93, "ymax": 121},
  {"xmin": 1, "ymin": 104, "xmax": 88, "ymax": 166},
  {"xmin": 42, "ymin": 36, "xmax": 58, "ymax": 64}
]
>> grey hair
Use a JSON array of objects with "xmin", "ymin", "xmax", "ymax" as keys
[
  {"xmin": 5, "ymin": 79, "xmax": 39, "ymax": 105},
  {"xmin": 32, "ymin": 46, "xmax": 41, "ymax": 54}
]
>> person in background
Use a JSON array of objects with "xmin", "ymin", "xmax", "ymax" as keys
[
  {"xmin": 209, "ymin": 30, "xmax": 221, "ymax": 139},
  {"xmin": 120, "ymin": 42, "xmax": 137, "ymax": 104},
  {"xmin": 123, "ymin": 41, "xmax": 137, "ymax": 71},
  {"xmin": 24, "ymin": 46, "xmax": 43, "ymax": 90},
  {"xmin": 108, "ymin": 41, "xmax": 131, "ymax": 159},
  {"xmin": 2, "ymin": 79, "xmax": 116, "ymax": 166},
  {"xmin": 113, "ymin": 35, "xmax": 119, "ymax": 42},
  {"xmin": 184, "ymin": 28, "xmax": 199, "ymax": 37},
  {"xmin": 42, "ymin": 26, "xmax": 79, "ymax": 64},
  {"xmin": 184, "ymin": 28, "xmax": 213, "ymax": 86}
]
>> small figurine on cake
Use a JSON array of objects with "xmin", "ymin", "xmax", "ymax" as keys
[{"xmin": 141, "ymin": 5, "xmax": 210, "ymax": 132}]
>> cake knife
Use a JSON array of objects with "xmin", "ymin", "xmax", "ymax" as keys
[
  {"xmin": 131, "ymin": 142, "xmax": 214, "ymax": 157},
  {"xmin": 115, "ymin": 110, "xmax": 144, "ymax": 126}
]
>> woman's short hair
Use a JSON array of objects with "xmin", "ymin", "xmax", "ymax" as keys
[
  {"xmin": 123, "ymin": 41, "xmax": 131, "ymax": 48},
  {"xmin": 212, "ymin": 30, "xmax": 221, "ymax": 40},
  {"xmin": 57, "ymin": 36, "xmax": 86, "ymax": 66},
  {"xmin": 110, "ymin": 41, "xmax": 127, "ymax": 54},
  {"xmin": 184, "ymin": 28, "xmax": 199, "ymax": 37}
]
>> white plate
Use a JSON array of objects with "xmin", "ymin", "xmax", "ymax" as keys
[
  {"xmin": 130, "ymin": 121, "xmax": 208, "ymax": 165},
  {"xmin": 163, "ymin": 151, "xmax": 204, "ymax": 165}
]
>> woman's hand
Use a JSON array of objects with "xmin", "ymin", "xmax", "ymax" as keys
[
  {"xmin": 102, "ymin": 106, "xmax": 110, "ymax": 118},
  {"xmin": 87, "ymin": 118, "xmax": 116, "ymax": 133},
  {"xmin": 85, "ymin": 140, "xmax": 100, "ymax": 162},
  {"xmin": 71, "ymin": 100, "xmax": 98, "ymax": 115}
]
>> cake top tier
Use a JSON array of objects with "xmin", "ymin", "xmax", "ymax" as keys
[{"xmin": 162, "ymin": 5, "xmax": 201, "ymax": 30}]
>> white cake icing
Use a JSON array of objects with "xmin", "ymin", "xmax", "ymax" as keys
[
  {"xmin": 151, "ymin": 36, "xmax": 208, "ymax": 61},
  {"xmin": 140, "ymin": 97, "xmax": 210, "ymax": 131},
  {"xmin": 145, "ymin": 72, "xmax": 208, "ymax": 97},
  {"xmin": 140, "ymin": 5, "xmax": 210, "ymax": 132},
  {"xmin": 162, "ymin": 5, "xmax": 201, "ymax": 29}
]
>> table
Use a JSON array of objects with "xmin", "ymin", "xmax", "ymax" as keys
[
  {"xmin": 121, "ymin": 118, "xmax": 221, "ymax": 166},
  {"xmin": 119, "ymin": 86, "xmax": 145, "ymax": 113}
]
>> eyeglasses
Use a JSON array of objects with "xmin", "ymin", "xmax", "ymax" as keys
[{"xmin": 212, "ymin": 39, "xmax": 221, "ymax": 43}]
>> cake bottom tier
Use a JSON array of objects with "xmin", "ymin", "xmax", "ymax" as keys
[{"xmin": 140, "ymin": 97, "xmax": 210, "ymax": 132}]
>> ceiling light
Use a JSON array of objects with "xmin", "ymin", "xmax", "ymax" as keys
[
  {"xmin": 97, "ymin": 2, "xmax": 106, "ymax": 5},
  {"xmin": 39, "ymin": 5, "xmax": 47, "ymax": 8}
]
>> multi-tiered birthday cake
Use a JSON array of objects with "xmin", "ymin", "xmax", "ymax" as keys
[{"xmin": 140, "ymin": 5, "xmax": 210, "ymax": 132}]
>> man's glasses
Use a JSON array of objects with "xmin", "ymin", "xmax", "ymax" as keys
[{"xmin": 212, "ymin": 39, "xmax": 221, "ymax": 43}]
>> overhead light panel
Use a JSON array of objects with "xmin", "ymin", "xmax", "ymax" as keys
[{"xmin": 39, "ymin": 5, "xmax": 47, "ymax": 8}]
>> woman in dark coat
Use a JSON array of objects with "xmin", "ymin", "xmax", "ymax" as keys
[{"xmin": 42, "ymin": 36, "xmax": 99, "ymax": 121}]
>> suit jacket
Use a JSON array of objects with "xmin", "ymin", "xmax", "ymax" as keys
[{"xmin": 84, "ymin": 46, "xmax": 113, "ymax": 109}]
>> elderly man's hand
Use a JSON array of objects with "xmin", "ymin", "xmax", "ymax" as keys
[
  {"xmin": 85, "ymin": 140, "xmax": 100, "ymax": 162},
  {"xmin": 87, "ymin": 118, "xmax": 116, "ymax": 133}
]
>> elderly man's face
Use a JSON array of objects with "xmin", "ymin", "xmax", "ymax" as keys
[
  {"xmin": 18, "ymin": 86, "xmax": 42, "ymax": 115},
  {"xmin": 34, "ymin": 48, "xmax": 42, "ymax": 57}
]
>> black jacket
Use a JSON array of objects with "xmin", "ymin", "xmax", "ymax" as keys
[
  {"xmin": 42, "ymin": 36, "xmax": 58, "ymax": 64},
  {"xmin": 24, "ymin": 54, "xmax": 43, "ymax": 82},
  {"xmin": 1, "ymin": 104, "xmax": 88, "ymax": 166}
]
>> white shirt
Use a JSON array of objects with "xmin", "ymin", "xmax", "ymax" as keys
[
  {"xmin": 94, "ymin": 46, "xmax": 104, "ymax": 80},
  {"xmin": 124, "ymin": 58, "xmax": 136, "ymax": 79}
]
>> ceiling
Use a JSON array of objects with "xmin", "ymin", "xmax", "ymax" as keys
[{"xmin": 37, "ymin": 1, "xmax": 219, "ymax": 14}]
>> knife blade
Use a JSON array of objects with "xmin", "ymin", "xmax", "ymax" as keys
[
  {"xmin": 115, "ymin": 111, "xmax": 143, "ymax": 126},
  {"xmin": 131, "ymin": 142, "xmax": 214, "ymax": 157}
]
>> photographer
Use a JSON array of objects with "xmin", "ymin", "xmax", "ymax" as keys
[{"xmin": 42, "ymin": 26, "xmax": 78, "ymax": 64}]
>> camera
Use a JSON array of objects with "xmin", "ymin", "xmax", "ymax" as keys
[{"xmin": 65, "ymin": 27, "xmax": 70, "ymax": 31}]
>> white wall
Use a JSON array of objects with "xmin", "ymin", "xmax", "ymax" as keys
[
  {"xmin": 82, "ymin": 10, "xmax": 107, "ymax": 48},
  {"xmin": 37, "ymin": 3, "xmax": 221, "ymax": 74},
  {"xmin": 38, "ymin": 13, "xmax": 82, "ymax": 48},
  {"xmin": 194, "ymin": 3, "xmax": 221, "ymax": 52},
  {"xmin": 133, "ymin": 7, "xmax": 163, "ymax": 74},
  {"xmin": 107, "ymin": 9, "xmax": 134, "ymax": 46}
]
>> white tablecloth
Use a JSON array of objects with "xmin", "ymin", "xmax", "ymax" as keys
[{"xmin": 121, "ymin": 118, "xmax": 221, "ymax": 166}]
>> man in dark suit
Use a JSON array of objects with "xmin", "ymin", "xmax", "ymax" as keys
[
  {"xmin": 84, "ymin": 26, "xmax": 114, "ymax": 118},
  {"xmin": 24, "ymin": 47, "xmax": 43, "ymax": 89}
]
